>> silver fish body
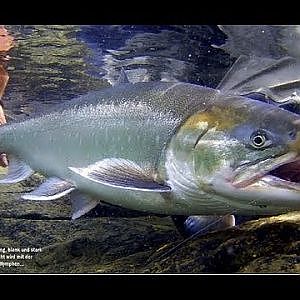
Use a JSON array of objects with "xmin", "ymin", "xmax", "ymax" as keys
[
  {"xmin": 1, "ymin": 80, "xmax": 300, "ymax": 218},
  {"xmin": 0, "ymin": 82, "xmax": 222, "ymax": 215}
]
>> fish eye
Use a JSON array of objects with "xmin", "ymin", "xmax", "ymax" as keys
[{"xmin": 250, "ymin": 130, "xmax": 271, "ymax": 149}]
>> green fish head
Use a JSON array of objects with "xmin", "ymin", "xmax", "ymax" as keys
[{"xmin": 169, "ymin": 96, "xmax": 300, "ymax": 212}]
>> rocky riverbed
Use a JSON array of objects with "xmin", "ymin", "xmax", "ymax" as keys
[{"xmin": 0, "ymin": 172, "xmax": 299, "ymax": 274}]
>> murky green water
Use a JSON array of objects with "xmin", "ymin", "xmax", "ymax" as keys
[
  {"xmin": 3, "ymin": 25, "xmax": 109, "ymax": 118},
  {"xmin": 2, "ymin": 25, "xmax": 231, "ymax": 119}
]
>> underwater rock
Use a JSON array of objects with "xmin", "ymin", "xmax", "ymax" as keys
[
  {"xmin": 145, "ymin": 212, "xmax": 300, "ymax": 273},
  {"xmin": 0, "ymin": 174, "xmax": 300, "ymax": 273}
]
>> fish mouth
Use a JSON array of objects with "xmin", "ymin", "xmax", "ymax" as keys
[
  {"xmin": 265, "ymin": 159, "xmax": 300, "ymax": 190},
  {"xmin": 232, "ymin": 152, "xmax": 300, "ymax": 192}
]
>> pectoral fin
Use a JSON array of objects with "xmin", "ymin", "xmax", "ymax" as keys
[
  {"xmin": 0, "ymin": 156, "xmax": 33, "ymax": 184},
  {"xmin": 21, "ymin": 177, "xmax": 76, "ymax": 200},
  {"xmin": 69, "ymin": 158, "xmax": 171, "ymax": 192},
  {"xmin": 70, "ymin": 191, "xmax": 98, "ymax": 220}
]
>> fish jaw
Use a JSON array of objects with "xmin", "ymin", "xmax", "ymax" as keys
[{"xmin": 212, "ymin": 151, "xmax": 300, "ymax": 211}]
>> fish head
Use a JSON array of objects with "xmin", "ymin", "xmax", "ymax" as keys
[{"xmin": 168, "ymin": 95, "xmax": 300, "ymax": 212}]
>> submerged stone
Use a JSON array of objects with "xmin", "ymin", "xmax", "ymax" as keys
[{"xmin": 0, "ymin": 178, "xmax": 299, "ymax": 273}]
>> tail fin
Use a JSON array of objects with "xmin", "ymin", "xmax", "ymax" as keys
[
  {"xmin": 216, "ymin": 26, "xmax": 300, "ymax": 105},
  {"xmin": 217, "ymin": 55, "xmax": 300, "ymax": 101}
]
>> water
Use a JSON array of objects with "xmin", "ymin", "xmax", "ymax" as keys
[
  {"xmin": 3, "ymin": 25, "xmax": 108, "ymax": 118},
  {"xmin": 1, "ymin": 25, "xmax": 300, "ymax": 274},
  {"xmin": 2, "ymin": 25, "xmax": 232, "ymax": 119},
  {"xmin": 0, "ymin": 25, "xmax": 234, "ymax": 274}
]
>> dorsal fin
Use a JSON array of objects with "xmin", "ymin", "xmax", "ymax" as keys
[{"xmin": 115, "ymin": 68, "xmax": 130, "ymax": 86}]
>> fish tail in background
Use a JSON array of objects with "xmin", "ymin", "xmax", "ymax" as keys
[
  {"xmin": 216, "ymin": 26, "xmax": 300, "ymax": 108},
  {"xmin": 217, "ymin": 55, "xmax": 300, "ymax": 100}
]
